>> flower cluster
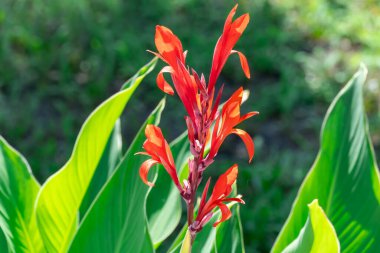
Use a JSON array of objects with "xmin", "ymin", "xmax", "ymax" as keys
[{"xmin": 138, "ymin": 4, "xmax": 257, "ymax": 239}]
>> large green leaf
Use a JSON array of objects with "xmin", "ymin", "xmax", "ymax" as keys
[
  {"xmin": 282, "ymin": 200, "xmax": 339, "ymax": 253},
  {"xmin": 271, "ymin": 65, "xmax": 380, "ymax": 253},
  {"xmin": 79, "ymin": 120, "xmax": 123, "ymax": 219},
  {"xmin": 0, "ymin": 137, "xmax": 43, "ymax": 252},
  {"xmin": 35, "ymin": 58, "xmax": 157, "ymax": 253},
  {"xmin": 79, "ymin": 58, "xmax": 158, "ymax": 219},
  {"xmin": 68, "ymin": 100, "xmax": 165, "ymax": 253},
  {"xmin": 146, "ymin": 132, "xmax": 190, "ymax": 248}
]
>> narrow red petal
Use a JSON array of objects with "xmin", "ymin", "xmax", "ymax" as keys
[
  {"xmin": 213, "ymin": 203, "xmax": 232, "ymax": 227},
  {"xmin": 223, "ymin": 197, "xmax": 245, "ymax": 204},
  {"xmin": 224, "ymin": 4, "xmax": 238, "ymax": 30},
  {"xmin": 231, "ymin": 50, "xmax": 250, "ymax": 79},
  {"xmin": 198, "ymin": 178, "xmax": 211, "ymax": 218},
  {"xmin": 139, "ymin": 159, "xmax": 158, "ymax": 187},
  {"xmin": 231, "ymin": 128, "xmax": 254, "ymax": 162},
  {"xmin": 239, "ymin": 111, "xmax": 259, "ymax": 124}
]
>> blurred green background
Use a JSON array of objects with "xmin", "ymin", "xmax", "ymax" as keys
[{"xmin": 0, "ymin": 0, "xmax": 379, "ymax": 252}]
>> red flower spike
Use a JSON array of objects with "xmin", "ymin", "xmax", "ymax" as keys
[
  {"xmin": 208, "ymin": 4, "xmax": 250, "ymax": 94},
  {"xmin": 195, "ymin": 165, "xmax": 244, "ymax": 228},
  {"xmin": 208, "ymin": 88, "xmax": 258, "ymax": 162},
  {"xmin": 143, "ymin": 4, "xmax": 256, "ymax": 238},
  {"xmin": 138, "ymin": 125, "xmax": 182, "ymax": 192}
]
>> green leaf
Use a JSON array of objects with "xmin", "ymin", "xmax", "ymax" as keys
[
  {"xmin": 79, "ymin": 120, "xmax": 123, "ymax": 219},
  {"xmin": 0, "ymin": 228, "xmax": 8, "ymax": 252},
  {"xmin": 213, "ymin": 203, "xmax": 245, "ymax": 253},
  {"xmin": 282, "ymin": 199, "xmax": 340, "ymax": 253},
  {"xmin": 35, "ymin": 58, "xmax": 157, "ymax": 253},
  {"xmin": 79, "ymin": 57, "xmax": 158, "ymax": 219},
  {"xmin": 68, "ymin": 100, "xmax": 165, "ymax": 253},
  {"xmin": 0, "ymin": 137, "xmax": 43, "ymax": 252},
  {"xmin": 147, "ymin": 132, "xmax": 190, "ymax": 247},
  {"xmin": 271, "ymin": 65, "xmax": 380, "ymax": 253}
]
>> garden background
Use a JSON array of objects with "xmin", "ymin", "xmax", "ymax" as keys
[{"xmin": 0, "ymin": 0, "xmax": 379, "ymax": 252}]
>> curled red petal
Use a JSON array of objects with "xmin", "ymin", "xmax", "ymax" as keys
[
  {"xmin": 231, "ymin": 128, "xmax": 254, "ymax": 162},
  {"xmin": 231, "ymin": 50, "xmax": 250, "ymax": 79},
  {"xmin": 213, "ymin": 203, "xmax": 232, "ymax": 227},
  {"xmin": 139, "ymin": 159, "xmax": 158, "ymax": 187},
  {"xmin": 157, "ymin": 67, "xmax": 175, "ymax": 95}
]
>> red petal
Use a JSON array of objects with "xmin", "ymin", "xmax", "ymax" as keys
[
  {"xmin": 239, "ymin": 111, "xmax": 259, "ymax": 124},
  {"xmin": 209, "ymin": 85, "xmax": 224, "ymax": 121},
  {"xmin": 155, "ymin": 26, "xmax": 184, "ymax": 67},
  {"xmin": 231, "ymin": 50, "xmax": 250, "ymax": 79},
  {"xmin": 197, "ymin": 178, "xmax": 211, "ymax": 219},
  {"xmin": 145, "ymin": 125, "xmax": 163, "ymax": 147},
  {"xmin": 223, "ymin": 197, "xmax": 245, "ymax": 204},
  {"xmin": 213, "ymin": 203, "xmax": 232, "ymax": 227},
  {"xmin": 139, "ymin": 159, "xmax": 158, "ymax": 187},
  {"xmin": 231, "ymin": 128, "xmax": 254, "ymax": 162},
  {"xmin": 223, "ymin": 4, "xmax": 238, "ymax": 30},
  {"xmin": 231, "ymin": 14, "xmax": 249, "ymax": 35},
  {"xmin": 211, "ymin": 164, "xmax": 238, "ymax": 200},
  {"xmin": 157, "ymin": 67, "xmax": 175, "ymax": 95}
]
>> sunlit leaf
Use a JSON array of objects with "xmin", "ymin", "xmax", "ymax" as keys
[
  {"xmin": 68, "ymin": 100, "xmax": 165, "ymax": 253},
  {"xmin": 282, "ymin": 200, "xmax": 339, "ymax": 253},
  {"xmin": 271, "ymin": 65, "xmax": 380, "ymax": 253},
  {"xmin": 0, "ymin": 137, "xmax": 43, "ymax": 252},
  {"xmin": 79, "ymin": 120, "xmax": 123, "ymax": 219},
  {"xmin": 35, "ymin": 58, "xmax": 157, "ymax": 253}
]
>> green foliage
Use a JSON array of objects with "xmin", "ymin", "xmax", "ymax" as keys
[
  {"xmin": 0, "ymin": 57, "xmax": 379, "ymax": 253},
  {"xmin": 1, "ymin": 0, "xmax": 380, "ymax": 252},
  {"xmin": 0, "ymin": 137, "xmax": 43, "ymax": 253},
  {"xmin": 68, "ymin": 100, "xmax": 165, "ymax": 253},
  {"xmin": 34, "ymin": 64, "xmax": 147, "ymax": 253},
  {"xmin": 272, "ymin": 66, "xmax": 380, "ymax": 252}
]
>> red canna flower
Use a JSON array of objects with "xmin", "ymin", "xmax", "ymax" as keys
[
  {"xmin": 208, "ymin": 87, "xmax": 258, "ymax": 162},
  {"xmin": 139, "ymin": 5, "xmax": 257, "ymax": 242},
  {"xmin": 138, "ymin": 124, "xmax": 182, "ymax": 192},
  {"xmin": 192, "ymin": 164, "xmax": 244, "ymax": 231}
]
